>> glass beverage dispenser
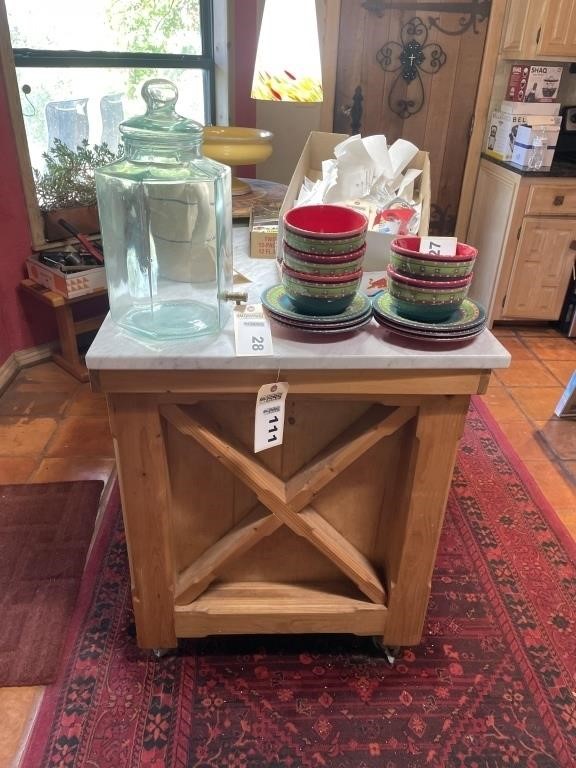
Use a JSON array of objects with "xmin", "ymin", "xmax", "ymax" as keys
[{"xmin": 95, "ymin": 79, "xmax": 233, "ymax": 340}]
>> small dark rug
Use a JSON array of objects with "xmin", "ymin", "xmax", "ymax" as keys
[
  {"xmin": 22, "ymin": 401, "xmax": 576, "ymax": 767},
  {"xmin": 0, "ymin": 480, "xmax": 103, "ymax": 686}
]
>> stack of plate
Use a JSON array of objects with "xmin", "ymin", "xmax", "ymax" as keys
[
  {"xmin": 372, "ymin": 290, "xmax": 486, "ymax": 342},
  {"xmin": 261, "ymin": 285, "xmax": 372, "ymax": 334}
]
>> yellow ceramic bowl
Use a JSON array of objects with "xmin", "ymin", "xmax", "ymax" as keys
[{"xmin": 202, "ymin": 126, "xmax": 274, "ymax": 166}]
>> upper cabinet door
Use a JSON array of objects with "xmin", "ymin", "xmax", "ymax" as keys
[
  {"xmin": 500, "ymin": 0, "xmax": 540, "ymax": 58},
  {"xmin": 537, "ymin": 0, "xmax": 576, "ymax": 57}
]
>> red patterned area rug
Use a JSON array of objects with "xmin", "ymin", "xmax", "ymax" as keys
[{"xmin": 21, "ymin": 399, "xmax": 576, "ymax": 768}]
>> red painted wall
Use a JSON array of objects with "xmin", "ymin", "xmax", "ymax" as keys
[
  {"xmin": 0, "ymin": 68, "xmax": 55, "ymax": 367},
  {"xmin": 0, "ymin": 1, "xmax": 256, "ymax": 368}
]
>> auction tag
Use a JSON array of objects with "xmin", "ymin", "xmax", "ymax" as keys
[
  {"xmin": 254, "ymin": 382, "xmax": 289, "ymax": 453},
  {"xmin": 419, "ymin": 236, "xmax": 457, "ymax": 257},
  {"xmin": 234, "ymin": 303, "xmax": 274, "ymax": 356}
]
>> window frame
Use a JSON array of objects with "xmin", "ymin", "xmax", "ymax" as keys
[{"xmin": 0, "ymin": 0, "xmax": 220, "ymax": 249}]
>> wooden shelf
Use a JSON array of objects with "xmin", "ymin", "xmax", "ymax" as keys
[{"xmin": 174, "ymin": 581, "xmax": 388, "ymax": 637}]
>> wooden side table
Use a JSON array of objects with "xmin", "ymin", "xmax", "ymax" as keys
[{"xmin": 20, "ymin": 279, "xmax": 107, "ymax": 382}]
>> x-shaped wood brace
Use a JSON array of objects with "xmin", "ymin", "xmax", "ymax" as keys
[{"xmin": 161, "ymin": 402, "xmax": 417, "ymax": 607}]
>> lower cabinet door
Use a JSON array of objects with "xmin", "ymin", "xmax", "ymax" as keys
[{"xmin": 502, "ymin": 218, "xmax": 576, "ymax": 320}]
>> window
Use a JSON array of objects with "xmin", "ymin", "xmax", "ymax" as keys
[{"xmin": 1, "ymin": 0, "xmax": 224, "ymax": 246}]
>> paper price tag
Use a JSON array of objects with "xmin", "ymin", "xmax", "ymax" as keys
[
  {"xmin": 419, "ymin": 236, "xmax": 457, "ymax": 257},
  {"xmin": 234, "ymin": 303, "xmax": 274, "ymax": 356},
  {"xmin": 254, "ymin": 382, "xmax": 289, "ymax": 453}
]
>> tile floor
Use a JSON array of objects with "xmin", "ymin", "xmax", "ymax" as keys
[{"xmin": 0, "ymin": 325, "xmax": 574, "ymax": 767}]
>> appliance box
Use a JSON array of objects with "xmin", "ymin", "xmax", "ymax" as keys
[
  {"xmin": 510, "ymin": 123, "xmax": 562, "ymax": 169},
  {"xmin": 279, "ymin": 131, "xmax": 431, "ymax": 271},
  {"xmin": 485, "ymin": 111, "xmax": 562, "ymax": 161},
  {"xmin": 506, "ymin": 65, "xmax": 563, "ymax": 102},
  {"xmin": 500, "ymin": 101, "xmax": 561, "ymax": 116},
  {"xmin": 26, "ymin": 255, "xmax": 107, "ymax": 298}
]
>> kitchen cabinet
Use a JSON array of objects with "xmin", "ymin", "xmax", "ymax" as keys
[
  {"xmin": 500, "ymin": 0, "xmax": 576, "ymax": 60},
  {"xmin": 467, "ymin": 159, "xmax": 576, "ymax": 323}
]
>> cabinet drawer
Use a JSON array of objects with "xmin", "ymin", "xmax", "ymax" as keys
[{"xmin": 525, "ymin": 185, "xmax": 576, "ymax": 215}]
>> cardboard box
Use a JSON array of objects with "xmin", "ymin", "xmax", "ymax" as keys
[
  {"xmin": 249, "ymin": 202, "xmax": 281, "ymax": 258},
  {"xmin": 500, "ymin": 100, "xmax": 561, "ymax": 116},
  {"xmin": 278, "ymin": 131, "xmax": 431, "ymax": 271},
  {"xmin": 485, "ymin": 111, "xmax": 561, "ymax": 161},
  {"xmin": 510, "ymin": 123, "xmax": 561, "ymax": 169},
  {"xmin": 26, "ymin": 254, "xmax": 107, "ymax": 298},
  {"xmin": 506, "ymin": 64, "xmax": 563, "ymax": 102}
]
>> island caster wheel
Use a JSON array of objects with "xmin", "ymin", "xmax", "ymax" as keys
[
  {"xmin": 372, "ymin": 638, "xmax": 403, "ymax": 665},
  {"xmin": 152, "ymin": 647, "xmax": 172, "ymax": 659}
]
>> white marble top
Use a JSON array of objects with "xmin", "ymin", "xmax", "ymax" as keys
[{"xmin": 87, "ymin": 227, "xmax": 511, "ymax": 371}]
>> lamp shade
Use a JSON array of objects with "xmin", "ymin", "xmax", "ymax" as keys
[{"xmin": 251, "ymin": 0, "xmax": 323, "ymax": 103}]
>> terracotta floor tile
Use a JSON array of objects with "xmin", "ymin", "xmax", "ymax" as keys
[
  {"xmin": 516, "ymin": 326, "xmax": 565, "ymax": 337},
  {"xmin": 0, "ymin": 417, "xmax": 57, "ymax": 457},
  {"xmin": 495, "ymin": 359, "xmax": 558, "ymax": 387},
  {"xmin": 66, "ymin": 385, "xmax": 109, "ymax": 419},
  {"xmin": 521, "ymin": 459, "xmax": 576, "ymax": 509},
  {"xmin": 497, "ymin": 420, "xmax": 553, "ymax": 462},
  {"xmin": 542, "ymin": 360, "xmax": 576, "ymax": 386},
  {"xmin": 490, "ymin": 336, "xmax": 535, "ymax": 361},
  {"xmin": 0, "ymin": 457, "xmax": 38, "ymax": 484},
  {"xmin": 0, "ymin": 389, "xmax": 71, "ymax": 418},
  {"xmin": 524, "ymin": 337, "xmax": 576, "ymax": 361},
  {"xmin": 16, "ymin": 362, "xmax": 81, "ymax": 392},
  {"xmin": 479, "ymin": 388, "xmax": 527, "ymax": 423},
  {"xmin": 0, "ymin": 686, "xmax": 42, "ymax": 767},
  {"xmin": 31, "ymin": 457, "xmax": 116, "ymax": 484},
  {"xmin": 491, "ymin": 326, "xmax": 517, "ymax": 337},
  {"xmin": 509, "ymin": 387, "xmax": 565, "ymax": 421},
  {"xmin": 45, "ymin": 416, "xmax": 114, "ymax": 458},
  {"xmin": 564, "ymin": 461, "xmax": 576, "ymax": 485},
  {"xmin": 534, "ymin": 420, "xmax": 576, "ymax": 462}
]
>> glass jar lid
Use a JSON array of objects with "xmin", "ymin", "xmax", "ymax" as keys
[{"xmin": 119, "ymin": 78, "xmax": 203, "ymax": 146}]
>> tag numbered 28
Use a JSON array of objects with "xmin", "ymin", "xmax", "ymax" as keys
[
  {"xmin": 254, "ymin": 382, "xmax": 289, "ymax": 453},
  {"xmin": 234, "ymin": 304, "xmax": 274, "ymax": 356}
]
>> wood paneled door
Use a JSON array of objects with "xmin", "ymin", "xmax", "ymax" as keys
[{"xmin": 333, "ymin": 0, "xmax": 491, "ymax": 235}]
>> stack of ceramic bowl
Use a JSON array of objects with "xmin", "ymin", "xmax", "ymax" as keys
[
  {"xmin": 261, "ymin": 204, "xmax": 373, "ymax": 333},
  {"xmin": 373, "ymin": 236, "xmax": 487, "ymax": 342}
]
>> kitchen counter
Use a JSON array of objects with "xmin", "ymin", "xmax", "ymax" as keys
[
  {"xmin": 482, "ymin": 153, "xmax": 576, "ymax": 177},
  {"xmin": 87, "ymin": 228, "xmax": 510, "ymax": 653}
]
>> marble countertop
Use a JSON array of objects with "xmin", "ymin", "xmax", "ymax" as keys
[{"xmin": 86, "ymin": 228, "xmax": 511, "ymax": 372}]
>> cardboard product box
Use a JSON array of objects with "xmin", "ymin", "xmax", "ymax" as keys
[
  {"xmin": 26, "ymin": 254, "xmax": 107, "ymax": 298},
  {"xmin": 249, "ymin": 201, "xmax": 281, "ymax": 258},
  {"xmin": 510, "ymin": 123, "xmax": 562, "ymax": 169},
  {"xmin": 506, "ymin": 64, "xmax": 563, "ymax": 102},
  {"xmin": 500, "ymin": 100, "xmax": 561, "ymax": 116},
  {"xmin": 278, "ymin": 131, "xmax": 431, "ymax": 271},
  {"xmin": 485, "ymin": 111, "xmax": 561, "ymax": 161}
]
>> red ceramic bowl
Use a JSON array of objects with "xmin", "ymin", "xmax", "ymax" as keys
[
  {"xmin": 387, "ymin": 265, "xmax": 472, "ymax": 289},
  {"xmin": 282, "ymin": 264, "xmax": 363, "ymax": 284},
  {"xmin": 284, "ymin": 204, "xmax": 368, "ymax": 240},
  {"xmin": 391, "ymin": 236, "xmax": 477, "ymax": 263},
  {"xmin": 283, "ymin": 240, "xmax": 366, "ymax": 264}
]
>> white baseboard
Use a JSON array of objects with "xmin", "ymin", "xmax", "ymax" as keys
[{"xmin": 0, "ymin": 343, "xmax": 54, "ymax": 394}]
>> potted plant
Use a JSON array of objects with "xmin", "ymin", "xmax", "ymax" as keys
[{"xmin": 34, "ymin": 138, "xmax": 120, "ymax": 241}]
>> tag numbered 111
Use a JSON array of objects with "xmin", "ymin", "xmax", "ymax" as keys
[
  {"xmin": 233, "ymin": 303, "xmax": 274, "ymax": 356},
  {"xmin": 419, "ymin": 236, "xmax": 457, "ymax": 257},
  {"xmin": 254, "ymin": 382, "xmax": 289, "ymax": 453}
]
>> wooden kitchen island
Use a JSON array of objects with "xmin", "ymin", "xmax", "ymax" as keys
[{"xmin": 87, "ymin": 232, "xmax": 510, "ymax": 652}]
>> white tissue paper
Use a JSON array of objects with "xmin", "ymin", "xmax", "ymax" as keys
[{"xmin": 294, "ymin": 134, "xmax": 422, "ymax": 236}]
